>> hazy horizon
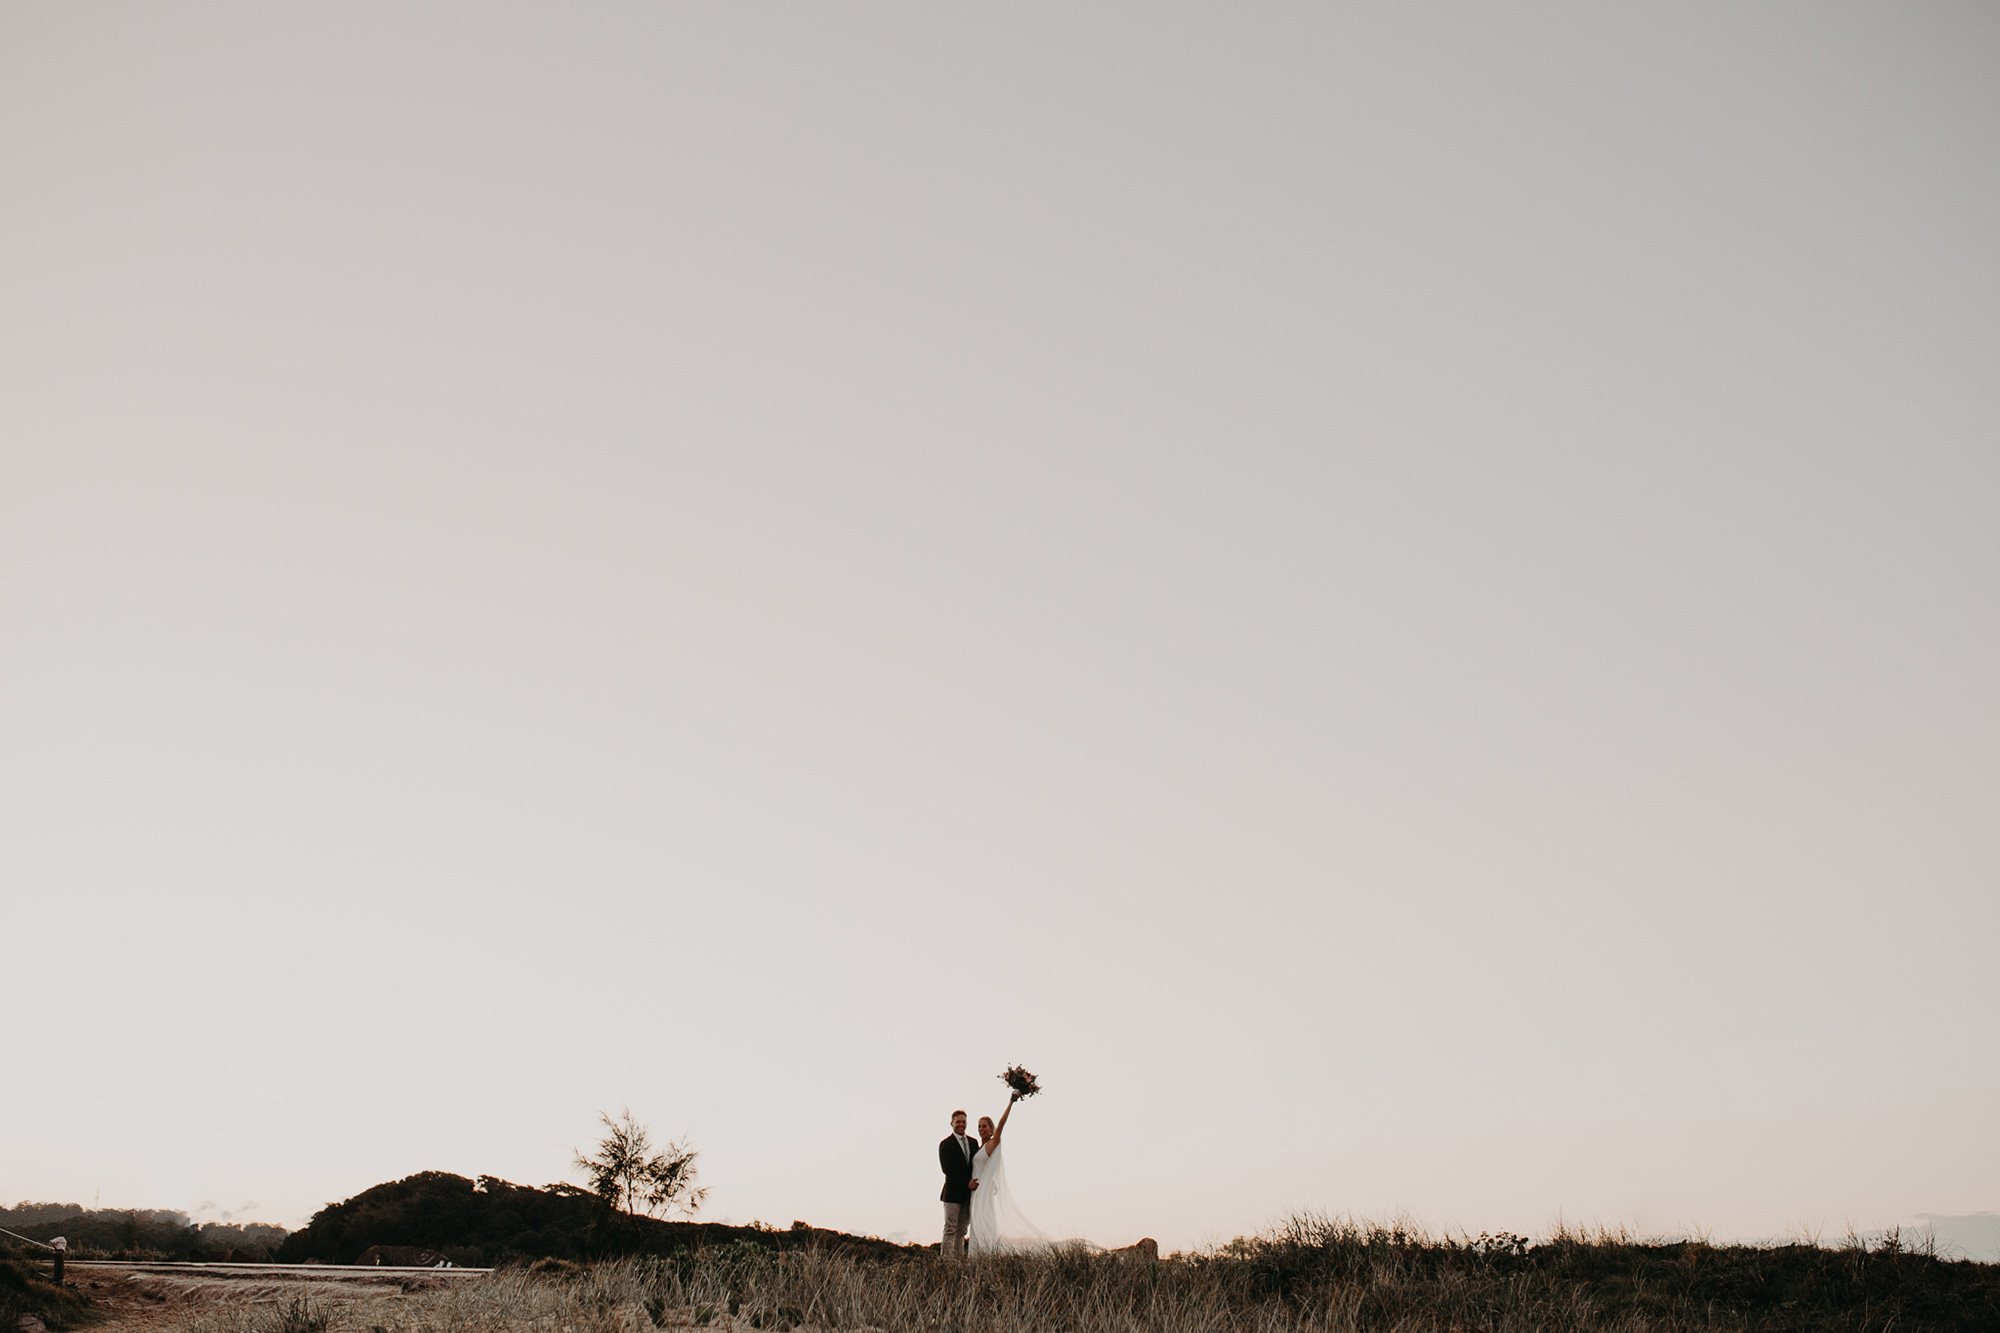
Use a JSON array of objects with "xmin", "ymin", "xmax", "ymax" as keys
[{"xmin": 3, "ymin": 3, "xmax": 1995, "ymax": 1257}]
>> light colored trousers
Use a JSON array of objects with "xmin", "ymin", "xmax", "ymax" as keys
[{"xmin": 941, "ymin": 1202, "xmax": 969, "ymax": 1256}]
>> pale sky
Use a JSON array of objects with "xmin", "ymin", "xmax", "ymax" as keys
[{"xmin": 2, "ymin": 3, "xmax": 1996, "ymax": 1260}]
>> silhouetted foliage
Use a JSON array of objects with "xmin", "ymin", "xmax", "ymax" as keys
[{"xmin": 574, "ymin": 1110, "xmax": 709, "ymax": 1220}]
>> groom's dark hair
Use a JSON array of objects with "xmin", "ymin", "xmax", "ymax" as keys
[{"xmin": 952, "ymin": 1109, "xmax": 966, "ymax": 1118}]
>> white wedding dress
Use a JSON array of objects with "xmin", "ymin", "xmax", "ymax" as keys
[{"xmin": 967, "ymin": 1140, "xmax": 1058, "ymax": 1253}]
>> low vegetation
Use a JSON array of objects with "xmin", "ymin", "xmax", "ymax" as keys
[{"xmin": 164, "ymin": 1215, "xmax": 2000, "ymax": 1333}]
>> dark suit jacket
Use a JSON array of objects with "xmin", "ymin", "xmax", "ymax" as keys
[{"xmin": 939, "ymin": 1133, "xmax": 979, "ymax": 1204}]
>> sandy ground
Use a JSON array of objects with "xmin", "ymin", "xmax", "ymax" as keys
[
  {"xmin": 46, "ymin": 1262, "xmax": 477, "ymax": 1333},
  {"xmin": 38, "ymin": 1261, "xmax": 883, "ymax": 1333}
]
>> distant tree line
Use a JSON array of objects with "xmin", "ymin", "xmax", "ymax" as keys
[{"xmin": 0, "ymin": 1204, "xmax": 287, "ymax": 1261}]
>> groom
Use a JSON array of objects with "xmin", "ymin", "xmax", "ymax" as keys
[{"xmin": 938, "ymin": 1108, "xmax": 979, "ymax": 1256}]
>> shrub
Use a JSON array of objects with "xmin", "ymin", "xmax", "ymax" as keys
[{"xmin": 0, "ymin": 1259, "xmax": 91, "ymax": 1332}]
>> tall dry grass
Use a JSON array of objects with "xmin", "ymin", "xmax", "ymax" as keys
[{"xmin": 164, "ymin": 1215, "xmax": 2000, "ymax": 1333}]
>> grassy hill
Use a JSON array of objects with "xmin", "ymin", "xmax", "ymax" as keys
[
  {"xmin": 274, "ymin": 1171, "xmax": 914, "ymax": 1267},
  {"xmin": 269, "ymin": 1179, "xmax": 2000, "ymax": 1329},
  {"xmin": 258, "ymin": 1218, "xmax": 2000, "ymax": 1333},
  {"xmin": 9, "ymin": 1185, "xmax": 1996, "ymax": 1330}
]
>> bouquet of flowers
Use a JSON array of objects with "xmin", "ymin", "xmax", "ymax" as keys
[{"xmin": 999, "ymin": 1064, "xmax": 1042, "ymax": 1099}]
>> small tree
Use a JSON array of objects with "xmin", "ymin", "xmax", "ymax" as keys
[{"xmin": 574, "ymin": 1109, "xmax": 710, "ymax": 1220}]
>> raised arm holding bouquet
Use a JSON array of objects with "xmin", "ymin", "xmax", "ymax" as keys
[
  {"xmin": 979, "ymin": 1064, "xmax": 1035, "ymax": 1164},
  {"xmin": 981, "ymin": 1093, "xmax": 1016, "ymax": 1155}
]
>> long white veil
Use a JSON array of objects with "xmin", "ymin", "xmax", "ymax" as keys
[{"xmin": 967, "ymin": 1141, "xmax": 1058, "ymax": 1253}]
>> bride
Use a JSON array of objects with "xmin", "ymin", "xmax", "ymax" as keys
[{"xmin": 967, "ymin": 1093, "xmax": 1058, "ymax": 1253}]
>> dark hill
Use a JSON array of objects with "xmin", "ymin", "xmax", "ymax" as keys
[{"xmin": 274, "ymin": 1172, "xmax": 914, "ymax": 1267}]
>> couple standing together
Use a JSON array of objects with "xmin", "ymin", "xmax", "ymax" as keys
[{"xmin": 938, "ymin": 1094, "xmax": 1046, "ymax": 1255}]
